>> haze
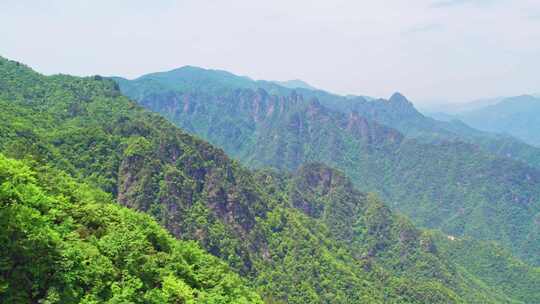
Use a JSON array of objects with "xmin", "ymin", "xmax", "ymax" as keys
[{"xmin": 1, "ymin": 0, "xmax": 539, "ymax": 104}]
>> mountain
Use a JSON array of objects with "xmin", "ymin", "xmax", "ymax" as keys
[
  {"xmin": 317, "ymin": 92, "xmax": 540, "ymax": 169},
  {"xmin": 115, "ymin": 67, "xmax": 540, "ymax": 169},
  {"xmin": 114, "ymin": 67, "xmax": 540, "ymax": 266},
  {"xmin": 272, "ymin": 79, "xmax": 318, "ymax": 90},
  {"xmin": 2, "ymin": 56, "xmax": 540, "ymax": 303},
  {"xmin": 455, "ymin": 95, "xmax": 540, "ymax": 147},
  {"xmin": 419, "ymin": 96, "xmax": 506, "ymax": 115}
]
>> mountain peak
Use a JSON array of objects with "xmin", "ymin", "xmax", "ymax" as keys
[
  {"xmin": 172, "ymin": 65, "xmax": 204, "ymax": 71},
  {"xmin": 166, "ymin": 65, "xmax": 252, "ymax": 81},
  {"xmin": 389, "ymin": 92, "xmax": 410, "ymax": 104}
]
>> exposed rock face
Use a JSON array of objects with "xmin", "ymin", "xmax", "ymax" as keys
[{"xmin": 346, "ymin": 110, "xmax": 403, "ymax": 144}]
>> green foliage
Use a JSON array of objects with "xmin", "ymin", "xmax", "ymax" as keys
[
  {"xmin": 0, "ymin": 154, "xmax": 262, "ymax": 303},
  {"xmin": 434, "ymin": 232, "xmax": 540, "ymax": 304},
  {"xmin": 123, "ymin": 136, "xmax": 153, "ymax": 158}
]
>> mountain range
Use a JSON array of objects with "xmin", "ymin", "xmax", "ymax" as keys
[
  {"xmin": 419, "ymin": 97, "xmax": 506, "ymax": 114},
  {"xmin": 424, "ymin": 95, "xmax": 540, "ymax": 147},
  {"xmin": 114, "ymin": 66, "xmax": 540, "ymax": 267},
  {"xmin": 2, "ymin": 56, "xmax": 540, "ymax": 303},
  {"xmin": 454, "ymin": 95, "xmax": 540, "ymax": 147}
]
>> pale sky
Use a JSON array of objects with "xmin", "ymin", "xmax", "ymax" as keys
[{"xmin": 1, "ymin": 0, "xmax": 539, "ymax": 104}]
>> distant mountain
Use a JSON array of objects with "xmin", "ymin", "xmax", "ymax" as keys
[
  {"xmin": 420, "ymin": 97, "xmax": 506, "ymax": 115},
  {"xmin": 114, "ymin": 67, "xmax": 540, "ymax": 266},
  {"xmin": 423, "ymin": 111, "xmax": 459, "ymax": 122},
  {"xmin": 7, "ymin": 56, "xmax": 539, "ymax": 303},
  {"xmin": 115, "ymin": 67, "xmax": 540, "ymax": 168},
  {"xmin": 272, "ymin": 79, "xmax": 318, "ymax": 90},
  {"xmin": 316, "ymin": 93, "xmax": 540, "ymax": 168},
  {"xmin": 344, "ymin": 94, "xmax": 540, "ymax": 177},
  {"xmin": 457, "ymin": 95, "xmax": 540, "ymax": 147},
  {"xmin": 424, "ymin": 94, "xmax": 540, "ymax": 147}
]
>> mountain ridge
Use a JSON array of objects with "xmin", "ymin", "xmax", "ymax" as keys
[
  {"xmin": 114, "ymin": 66, "xmax": 540, "ymax": 168},
  {"xmin": 425, "ymin": 94, "xmax": 540, "ymax": 147}
]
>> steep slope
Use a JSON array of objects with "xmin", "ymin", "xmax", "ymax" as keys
[
  {"xmin": 1, "ymin": 56, "xmax": 535, "ymax": 303},
  {"xmin": 0, "ymin": 154, "xmax": 262, "ymax": 303},
  {"xmin": 456, "ymin": 95, "xmax": 540, "ymax": 147},
  {"xmin": 114, "ymin": 69, "xmax": 540, "ymax": 266}
]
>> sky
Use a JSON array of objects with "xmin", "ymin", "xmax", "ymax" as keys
[{"xmin": 1, "ymin": 0, "xmax": 539, "ymax": 105}]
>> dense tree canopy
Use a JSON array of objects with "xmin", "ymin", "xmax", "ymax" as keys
[{"xmin": 0, "ymin": 154, "xmax": 262, "ymax": 303}]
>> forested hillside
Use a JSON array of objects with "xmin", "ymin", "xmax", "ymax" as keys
[
  {"xmin": 0, "ymin": 154, "xmax": 262, "ymax": 303},
  {"xmin": 114, "ymin": 68, "xmax": 540, "ymax": 266},
  {"xmin": 434, "ymin": 232, "xmax": 540, "ymax": 304},
  {"xmin": 2, "ymin": 56, "xmax": 539, "ymax": 303}
]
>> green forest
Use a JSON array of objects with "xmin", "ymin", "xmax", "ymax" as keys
[{"xmin": 1, "ymin": 56, "xmax": 540, "ymax": 303}]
